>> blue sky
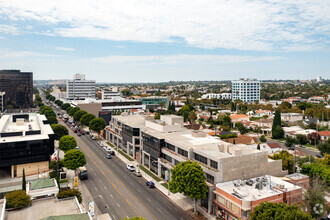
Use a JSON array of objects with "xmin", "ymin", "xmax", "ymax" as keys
[{"xmin": 0, "ymin": 0, "xmax": 329, "ymax": 82}]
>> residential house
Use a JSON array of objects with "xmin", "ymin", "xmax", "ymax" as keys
[
  {"xmin": 230, "ymin": 114, "xmax": 249, "ymax": 123},
  {"xmin": 281, "ymin": 113, "xmax": 303, "ymax": 123},
  {"xmin": 224, "ymin": 135, "xmax": 258, "ymax": 145},
  {"xmin": 252, "ymin": 118, "xmax": 273, "ymax": 135},
  {"xmin": 318, "ymin": 130, "xmax": 330, "ymax": 142}
]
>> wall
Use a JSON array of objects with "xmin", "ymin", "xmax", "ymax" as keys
[
  {"xmin": 77, "ymin": 103, "xmax": 102, "ymax": 117},
  {"xmin": 12, "ymin": 161, "xmax": 49, "ymax": 177},
  {"xmin": 219, "ymin": 151, "xmax": 287, "ymax": 183}
]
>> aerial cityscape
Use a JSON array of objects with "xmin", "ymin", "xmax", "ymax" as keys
[{"xmin": 0, "ymin": 1, "xmax": 329, "ymax": 220}]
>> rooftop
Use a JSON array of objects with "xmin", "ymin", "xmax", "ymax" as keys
[
  {"xmin": 0, "ymin": 113, "xmax": 54, "ymax": 143},
  {"xmin": 229, "ymin": 114, "xmax": 249, "ymax": 120},
  {"xmin": 286, "ymin": 173, "xmax": 309, "ymax": 180},
  {"xmin": 30, "ymin": 178, "xmax": 55, "ymax": 190},
  {"xmin": 6, "ymin": 198, "xmax": 83, "ymax": 220},
  {"xmin": 216, "ymin": 175, "xmax": 301, "ymax": 202}
]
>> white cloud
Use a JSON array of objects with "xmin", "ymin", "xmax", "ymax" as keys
[
  {"xmin": 55, "ymin": 46, "xmax": 74, "ymax": 51},
  {"xmin": 0, "ymin": 48, "xmax": 57, "ymax": 58},
  {"xmin": 0, "ymin": 24, "xmax": 19, "ymax": 35},
  {"xmin": 90, "ymin": 54, "xmax": 282, "ymax": 64},
  {"xmin": 0, "ymin": 0, "xmax": 329, "ymax": 51}
]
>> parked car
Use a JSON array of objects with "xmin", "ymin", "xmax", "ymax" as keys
[
  {"xmin": 106, "ymin": 154, "xmax": 111, "ymax": 159},
  {"xmin": 80, "ymin": 130, "xmax": 85, "ymax": 135},
  {"xmin": 146, "ymin": 181, "xmax": 155, "ymax": 188},
  {"xmin": 105, "ymin": 147, "xmax": 111, "ymax": 153},
  {"xmin": 77, "ymin": 132, "xmax": 81, "ymax": 136},
  {"xmin": 91, "ymin": 135, "xmax": 96, "ymax": 140},
  {"xmin": 110, "ymin": 150, "xmax": 115, "ymax": 156},
  {"xmin": 133, "ymin": 171, "xmax": 142, "ymax": 177},
  {"xmin": 126, "ymin": 164, "xmax": 135, "ymax": 172},
  {"xmin": 103, "ymin": 146, "xmax": 107, "ymax": 151}
]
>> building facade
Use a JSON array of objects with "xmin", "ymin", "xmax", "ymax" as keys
[
  {"xmin": 232, "ymin": 79, "xmax": 260, "ymax": 103},
  {"xmin": 0, "ymin": 113, "xmax": 54, "ymax": 177},
  {"xmin": 136, "ymin": 96, "xmax": 169, "ymax": 109},
  {"xmin": 0, "ymin": 70, "xmax": 33, "ymax": 109},
  {"xmin": 106, "ymin": 114, "xmax": 287, "ymax": 214},
  {"xmin": 201, "ymin": 93, "xmax": 231, "ymax": 99},
  {"xmin": 0, "ymin": 92, "xmax": 5, "ymax": 112},
  {"xmin": 213, "ymin": 175, "xmax": 303, "ymax": 220},
  {"xmin": 66, "ymin": 74, "xmax": 95, "ymax": 100}
]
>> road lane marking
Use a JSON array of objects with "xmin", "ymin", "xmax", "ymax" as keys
[
  {"xmin": 94, "ymin": 187, "xmax": 97, "ymax": 191},
  {"xmin": 110, "ymin": 194, "xmax": 113, "ymax": 198},
  {"xmin": 117, "ymin": 203, "xmax": 120, "ymax": 207},
  {"xmin": 157, "ymin": 208, "xmax": 162, "ymax": 213},
  {"xmin": 112, "ymin": 215, "xmax": 116, "ymax": 220},
  {"xmin": 76, "ymin": 141, "xmax": 141, "ymax": 218},
  {"xmin": 147, "ymin": 198, "xmax": 151, "ymax": 202},
  {"xmin": 104, "ymin": 186, "xmax": 107, "ymax": 190},
  {"xmin": 99, "ymin": 178, "xmax": 101, "ymax": 182}
]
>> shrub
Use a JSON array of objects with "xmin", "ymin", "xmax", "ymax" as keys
[
  {"xmin": 5, "ymin": 190, "xmax": 31, "ymax": 209},
  {"xmin": 57, "ymin": 189, "xmax": 82, "ymax": 203}
]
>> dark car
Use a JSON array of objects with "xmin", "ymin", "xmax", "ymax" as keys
[
  {"xmin": 106, "ymin": 154, "xmax": 111, "ymax": 159},
  {"xmin": 77, "ymin": 132, "xmax": 81, "ymax": 136},
  {"xmin": 110, "ymin": 150, "xmax": 115, "ymax": 156},
  {"xmin": 316, "ymin": 154, "xmax": 323, "ymax": 158},
  {"xmin": 80, "ymin": 130, "xmax": 85, "ymax": 135},
  {"xmin": 146, "ymin": 181, "xmax": 155, "ymax": 188}
]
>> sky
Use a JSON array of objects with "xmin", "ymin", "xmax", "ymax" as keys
[{"xmin": 0, "ymin": 0, "xmax": 329, "ymax": 83}]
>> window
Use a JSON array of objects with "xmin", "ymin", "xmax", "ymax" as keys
[
  {"xmin": 165, "ymin": 143, "xmax": 175, "ymax": 151},
  {"xmin": 297, "ymin": 196, "xmax": 300, "ymax": 202},
  {"xmin": 178, "ymin": 148, "xmax": 188, "ymax": 157},
  {"xmin": 163, "ymin": 154, "xmax": 172, "ymax": 163},
  {"xmin": 210, "ymin": 160, "xmax": 218, "ymax": 169},
  {"xmin": 194, "ymin": 153, "xmax": 207, "ymax": 165},
  {"xmin": 292, "ymin": 198, "xmax": 295, "ymax": 204},
  {"xmin": 217, "ymin": 196, "xmax": 225, "ymax": 205},
  {"xmin": 206, "ymin": 174, "xmax": 214, "ymax": 184},
  {"xmin": 226, "ymin": 200, "xmax": 230, "ymax": 208},
  {"xmin": 231, "ymin": 203, "xmax": 240, "ymax": 214}
]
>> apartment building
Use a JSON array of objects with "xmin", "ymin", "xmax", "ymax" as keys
[
  {"xmin": 0, "ymin": 92, "xmax": 5, "ymax": 112},
  {"xmin": 106, "ymin": 114, "xmax": 287, "ymax": 214},
  {"xmin": 213, "ymin": 175, "xmax": 303, "ymax": 220},
  {"xmin": 66, "ymin": 73, "xmax": 95, "ymax": 100},
  {"xmin": 231, "ymin": 79, "xmax": 260, "ymax": 103},
  {"xmin": 135, "ymin": 96, "xmax": 169, "ymax": 109}
]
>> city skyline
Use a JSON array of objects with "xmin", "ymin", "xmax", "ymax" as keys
[{"xmin": 0, "ymin": 1, "xmax": 329, "ymax": 82}]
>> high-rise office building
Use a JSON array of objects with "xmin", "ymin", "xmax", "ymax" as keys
[
  {"xmin": 0, "ymin": 92, "xmax": 5, "ymax": 112},
  {"xmin": 0, "ymin": 70, "xmax": 33, "ymax": 109},
  {"xmin": 231, "ymin": 78, "xmax": 260, "ymax": 103},
  {"xmin": 66, "ymin": 73, "xmax": 96, "ymax": 100}
]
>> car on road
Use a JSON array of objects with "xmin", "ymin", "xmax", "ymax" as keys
[
  {"xmin": 105, "ymin": 147, "xmax": 112, "ymax": 153},
  {"xmin": 103, "ymin": 146, "xmax": 107, "ymax": 151},
  {"xmin": 75, "ymin": 146, "xmax": 79, "ymax": 149},
  {"xmin": 146, "ymin": 181, "xmax": 155, "ymax": 188},
  {"xmin": 106, "ymin": 154, "xmax": 111, "ymax": 159},
  {"xmin": 77, "ymin": 132, "xmax": 81, "ymax": 136},
  {"xmin": 109, "ymin": 150, "xmax": 115, "ymax": 156},
  {"xmin": 91, "ymin": 135, "xmax": 96, "ymax": 140},
  {"xmin": 126, "ymin": 164, "xmax": 136, "ymax": 172},
  {"xmin": 80, "ymin": 130, "xmax": 85, "ymax": 135},
  {"xmin": 133, "ymin": 171, "xmax": 142, "ymax": 177}
]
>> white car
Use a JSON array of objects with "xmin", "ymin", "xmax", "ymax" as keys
[
  {"xmin": 103, "ymin": 146, "xmax": 107, "ymax": 151},
  {"xmin": 105, "ymin": 147, "xmax": 111, "ymax": 153},
  {"xmin": 126, "ymin": 164, "xmax": 136, "ymax": 172}
]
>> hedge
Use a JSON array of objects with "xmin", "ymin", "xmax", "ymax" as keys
[
  {"xmin": 57, "ymin": 189, "xmax": 82, "ymax": 203},
  {"xmin": 5, "ymin": 190, "xmax": 31, "ymax": 209}
]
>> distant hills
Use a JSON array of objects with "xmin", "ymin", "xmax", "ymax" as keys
[{"xmin": 34, "ymin": 80, "xmax": 67, "ymax": 85}]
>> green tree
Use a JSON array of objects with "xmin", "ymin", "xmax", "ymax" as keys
[
  {"xmin": 121, "ymin": 89, "xmax": 132, "ymax": 96},
  {"xmin": 63, "ymin": 149, "xmax": 86, "ymax": 170},
  {"xmin": 68, "ymin": 107, "xmax": 80, "ymax": 117},
  {"xmin": 159, "ymin": 101, "xmax": 165, "ymax": 110},
  {"xmin": 51, "ymin": 124, "xmax": 69, "ymax": 140},
  {"xmin": 285, "ymin": 136, "xmax": 297, "ymax": 148},
  {"xmin": 44, "ymin": 110, "xmax": 56, "ymax": 118},
  {"xmin": 260, "ymin": 135, "xmax": 267, "ymax": 143},
  {"xmin": 188, "ymin": 111, "xmax": 197, "ymax": 124},
  {"xmin": 269, "ymin": 150, "xmax": 294, "ymax": 174},
  {"xmin": 5, "ymin": 190, "xmax": 31, "ymax": 208},
  {"xmin": 40, "ymin": 106, "xmax": 52, "ymax": 114},
  {"xmin": 59, "ymin": 135, "xmax": 77, "ymax": 152},
  {"xmin": 22, "ymin": 169, "xmax": 26, "ymax": 191},
  {"xmin": 272, "ymin": 110, "xmax": 282, "ymax": 133},
  {"xmin": 307, "ymin": 132, "xmax": 320, "ymax": 145},
  {"xmin": 49, "ymin": 96, "xmax": 56, "ymax": 101},
  {"xmin": 303, "ymin": 177, "xmax": 327, "ymax": 218},
  {"xmin": 66, "ymin": 106, "xmax": 72, "ymax": 114},
  {"xmin": 301, "ymin": 162, "xmax": 330, "ymax": 186},
  {"xmin": 73, "ymin": 110, "xmax": 87, "ymax": 122},
  {"xmin": 250, "ymin": 202, "xmax": 313, "ymax": 220},
  {"xmin": 257, "ymin": 144, "xmax": 260, "ymax": 150},
  {"xmin": 296, "ymin": 134, "xmax": 308, "ymax": 145},
  {"xmin": 89, "ymin": 118, "xmax": 106, "ymax": 135},
  {"xmin": 80, "ymin": 113, "xmax": 96, "ymax": 126},
  {"xmin": 47, "ymin": 116, "xmax": 58, "ymax": 125},
  {"xmin": 317, "ymin": 139, "xmax": 330, "ymax": 156},
  {"xmin": 61, "ymin": 103, "xmax": 71, "ymax": 110},
  {"xmin": 272, "ymin": 126, "xmax": 284, "ymax": 139},
  {"xmin": 169, "ymin": 161, "xmax": 207, "ymax": 214},
  {"xmin": 57, "ymin": 189, "xmax": 82, "ymax": 203}
]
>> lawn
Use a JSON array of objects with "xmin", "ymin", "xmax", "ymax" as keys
[
  {"xmin": 140, "ymin": 165, "xmax": 161, "ymax": 182},
  {"xmin": 106, "ymin": 142, "xmax": 134, "ymax": 161}
]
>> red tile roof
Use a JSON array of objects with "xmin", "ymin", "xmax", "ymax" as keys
[
  {"xmin": 267, "ymin": 143, "xmax": 282, "ymax": 149},
  {"xmin": 318, "ymin": 130, "xmax": 330, "ymax": 137},
  {"xmin": 224, "ymin": 135, "xmax": 258, "ymax": 144}
]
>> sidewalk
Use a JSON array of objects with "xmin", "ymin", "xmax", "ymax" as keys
[{"xmin": 102, "ymin": 140, "xmax": 216, "ymax": 220}]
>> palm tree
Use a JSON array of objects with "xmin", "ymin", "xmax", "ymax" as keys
[{"xmin": 159, "ymin": 101, "xmax": 165, "ymax": 110}]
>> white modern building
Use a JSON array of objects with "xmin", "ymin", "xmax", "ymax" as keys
[
  {"xmin": 201, "ymin": 93, "xmax": 231, "ymax": 99},
  {"xmin": 66, "ymin": 74, "xmax": 95, "ymax": 100},
  {"xmin": 232, "ymin": 78, "xmax": 260, "ymax": 103}
]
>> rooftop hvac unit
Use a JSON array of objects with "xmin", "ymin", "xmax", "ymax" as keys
[
  {"xmin": 246, "ymin": 179, "xmax": 254, "ymax": 186},
  {"xmin": 256, "ymin": 177, "xmax": 260, "ymax": 182},
  {"xmin": 234, "ymin": 182, "xmax": 239, "ymax": 187},
  {"xmin": 255, "ymin": 183, "xmax": 263, "ymax": 190}
]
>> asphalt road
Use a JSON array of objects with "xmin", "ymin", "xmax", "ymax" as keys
[{"xmin": 63, "ymin": 121, "xmax": 193, "ymax": 220}]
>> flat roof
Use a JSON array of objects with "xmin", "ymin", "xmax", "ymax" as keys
[
  {"xmin": 216, "ymin": 175, "xmax": 301, "ymax": 202},
  {"xmin": 286, "ymin": 173, "xmax": 309, "ymax": 180},
  {"xmin": 0, "ymin": 113, "xmax": 54, "ymax": 143},
  {"xmin": 7, "ymin": 198, "xmax": 82, "ymax": 220}
]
